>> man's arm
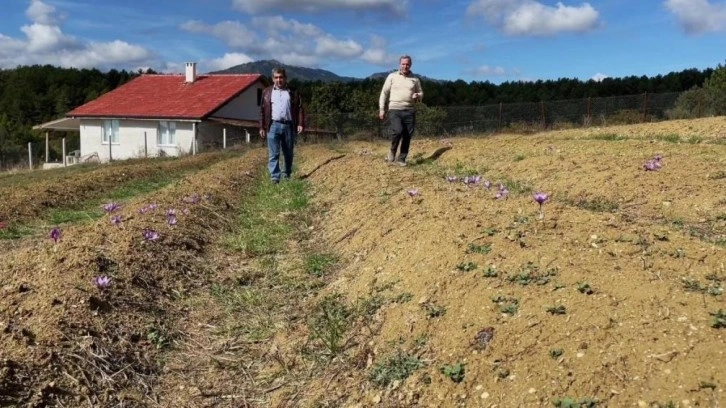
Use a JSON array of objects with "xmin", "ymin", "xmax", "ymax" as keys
[
  {"xmin": 295, "ymin": 91, "xmax": 305, "ymax": 134},
  {"xmin": 378, "ymin": 74, "xmax": 393, "ymax": 119},
  {"xmin": 259, "ymin": 87, "xmax": 267, "ymax": 138}
]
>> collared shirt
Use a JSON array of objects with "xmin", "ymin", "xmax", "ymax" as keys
[{"xmin": 271, "ymin": 86, "xmax": 292, "ymax": 122}]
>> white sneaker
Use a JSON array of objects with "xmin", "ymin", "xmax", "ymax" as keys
[{"xmin": 385, "ymin": 152, "xmax": 394, "ymax": 162}]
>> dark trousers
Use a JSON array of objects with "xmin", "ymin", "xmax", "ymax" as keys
[{"xmin": 388, "ymin": 109, "xmax": 415, "ymax": 162}]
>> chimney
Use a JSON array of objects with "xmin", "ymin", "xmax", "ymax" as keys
[{"xmin": 185, "ymin": 62, "xmax": 197, "ymax": 83}]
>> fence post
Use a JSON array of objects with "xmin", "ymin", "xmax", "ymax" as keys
[
  {"xmin": 498, "ymin": 102, "xmax": 503, "ymax": 132},
  {"xmin": 45, "ymin": 132, "xmax": 49, "ymax": 163},
  {"xmin": 62, "ymin": 138, "xmax": 67, "ymax": 167},
  {"xmin": 28, "ymin": 142, "xmax": 33, "ymax": 169},
  {"xmin": 144, "ymin": 131, "xmax": 148, "ymax": 157},
  {"xmin": 108, "ymin": 136, "xmax": 112, "ymax": 162},
  {"xmin": 586, "ymin": 97, "xmax": 591, "ymax": 126},
  {"xmin": 223, "ymin": 128, "xmax": 227, "ymax": 149},
  {"xmin": 643, "ymin": 92, "xmax": 649, "ymax": 123},
  {"xmin": 540, "ymin": 101, "xmax": 546, "ymax": 129},
  {"xmin": 192, "ymin": 123, "xmax": 197, "ymax": 155}
]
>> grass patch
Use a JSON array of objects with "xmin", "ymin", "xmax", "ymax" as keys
[
  {"xmin": 655, "ymin": 134, "xmax": 682, "ymax": 143},
  {"xmin": 226, "ymin": 178, "xmax": 309, "ymax": 256},
  {"xmin": 589, "ymin": 133, "xmax": 625, "ymax": 141},
  {"xmin": 304, "ymin": 253, "xmax": 338, "ymax": 277},
  {"xmin": 0, "ymin": 223, "xmax": 36, "ymax": 240},
  {"xmin": 369, "ymin": 350, "xmax": 425, "ymax": 387},
  {"xmin": 564, "ymin": 195, "xmax": 620, "ymax": 212}
]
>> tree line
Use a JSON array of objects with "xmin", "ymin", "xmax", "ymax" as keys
[{"xmin": 0, "ymin": 63, "xmax": 722, "ymax": 168}]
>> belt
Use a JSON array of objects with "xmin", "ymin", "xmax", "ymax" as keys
[{"xmin": 272, "ymin": 119, "xmax": 292, "ymax": 125}]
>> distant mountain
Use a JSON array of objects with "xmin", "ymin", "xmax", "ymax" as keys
[
  {"xmin": 210, "ymin": 60, "xmax": 444, "ymax": 83},
  {"xmin": 210, "ymin": 59, "xmax": 358, "ymax": 82}
]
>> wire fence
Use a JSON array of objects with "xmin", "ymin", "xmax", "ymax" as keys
[
  {"xmin": 0, "ymin": 91, "xmax": 702, "ymax": 170},
  {"xmin": 304, "ymin": 91, "xmax": 686, "ymax": 141}
]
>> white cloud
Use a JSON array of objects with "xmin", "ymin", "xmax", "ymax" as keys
[
  {"xmin": 26, "ymin": 0, "xmax": 61, "ymax": 25},
  {"xmin": 0, "ymin": 1, "xmax": 155, "ymax": 70},
  {"xmin": 360, "ymin": 35, "xmax": 395, "ymax": 64},
  {"xmin": 467, "ymin": 0, "xmax": 601, "ymax": 36},
  {"xmin": 591, "ymin": 73, "xmax": 608, "ymax": 82},
  {"xmin": 467, "ymin": 65, "xmax": 507, "ymax": 77},
  {"xmin": 205, "ymin": 52, "xmax": 254, "ymax": 71},
  {"xmin": 232, "ymin": 0, "xmax": 407, "ymax": 16},
  {"xmin": 180, "ymin": 16, "xmax": 393, "ymax": 67},
  {"xmin": 664, "ymin": 0, "xmax": 726, "ymax": 34}
]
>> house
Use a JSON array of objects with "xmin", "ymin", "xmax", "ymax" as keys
[{"xmin": 35, "ymin": 63, "xmax": 266, "ymax": 163}]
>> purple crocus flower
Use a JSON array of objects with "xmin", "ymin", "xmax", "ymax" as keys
[
  {"xmin": 182, "ymin": 208, "xmax": 190, "ymax": 215},
  {"xmin": 102, "ymin": 202, "xmax": 121, "ymax": 213},
  {"xmin": 643, "ymin": 160, "xmax": 659, "ymax": 171},
  {"xmin": 110, "ymin": 215, "xmax": 122, "ymax": 225},
  {"xmin": 533, "ymin": 192, "xmax": 549, "ymax": 206},
  {"xmin": 166, "ymin": 209, "xmax": 177, "ymax": 217},
  {"xmin": 93, "ymin": 275, "xmax": 112, "ymax": 291},
  {"xmin": 183, "ymin": 194, "xmax": 200, "ymax": 204},
  {"xmin": 495, "ymin": 184, "xmax": 509, "ymax": 200},
  {"xmin": 49, "ymin": 227, "xmax": 61, "ymax": 243},
  {"xmin": 407, "ymin": 189, "xmax": 420, "ymax": 197},
  {"xmin": 483, "ymin": 180, "xmax": 492, "ymax": 190},
  {"xmin": 167, "ymin": 215, "xmax": 178, "ymax": 226},
  {"xmin": 446, "ymin": 176, "xmax": 458, "ymax": 183},
  {"xmin": 142, "ymin": 228, "xmax": 160, "ymax": 241}
]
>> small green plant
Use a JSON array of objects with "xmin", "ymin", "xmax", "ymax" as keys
[
  {"xmin": 492, "ymin": 295, "xmax": 519, "ymax": 315},
  {"xmin": 482, "ymin": 266, "xmax": 498, "ymax": 278},
  {"xmin": 587, "ymin": 133, "xmax": 625, "ymax": 141},
  {"xmin": 414, "ymin": 334, "xmax": 428, "ymax": 348},
  {"xmin": 456, "ymin": 261, "xmax": 478, "ymax": 272},
  {"xmin": 304, "ymin": 253, "xmax": 338, "ymax": 277},
  {"xmin": 423, "ymin": 302, "xmax": 446, "ymax": 318},
  {"xmin": 549, "ymin": 348, "xmax": 564, "ymax": 359},
  {"xmin": 514, "ymin": 154, "xmax": 526, "ymax": 162},
  {"xmin": 308, "ymin": 294, "xmax": 352, "ymax": 358},
  {"xmin": 393, "ymin": 292, "xmax": 414, "ymax": 303},
  {"xmin": 481, "ymin": 228, "xmax": 498, "ymax": 236},
  {"xmin": 710, "ymin": 309, "xmax": 726, "ymax": 328},
  {"xmin": 368, "ymin": 351, "xmax": 425, "ymax": 387},
  {"xmin": 546, "ymin": 305, "xmax": 567, "ymax": 315},
  {"xmin": 577, "ymin": 282, "xmax": 594, "ymax": 295},
  {"xmin": 552, "ymin": 397, "xmax": 598, "ymax": 407},
  {"xmin": 147, "ymin": 325, "xmax": 175, "ymax": 350},
  {"xmin": 710, "ymin": 171, "xmax": 726, "ymax": 180},
  {"xmin": 440, "ymin": 363, "xmax": 465, "ymax": 383},
  {"xmin": 467, "ymin": 243, "xmax": 492, "ymax": 254}
]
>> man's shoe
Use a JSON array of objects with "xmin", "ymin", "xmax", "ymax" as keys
[
  {"xmin": 272, "ymin": 179, "xmax": 280, "ymax": 184},
  {"xmin": 396, "ymin": 161, "xmax": 407, "ymax": 167},
  {"xmin": 385, "ymin": 152, "xmax": 394, "ymax": 162}
]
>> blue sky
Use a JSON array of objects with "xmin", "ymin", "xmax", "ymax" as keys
[{"xmin": 0, "ymin": 0, "xmax": 724, "ymax": 83}]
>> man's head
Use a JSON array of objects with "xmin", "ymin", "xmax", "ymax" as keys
[
  {"xmin": 272, "ymin": 67, "xmax": 287, "ymax": 88},
  {"xmin": 399, "ymin": 55, "xmax": 412, "ymax": 75}
]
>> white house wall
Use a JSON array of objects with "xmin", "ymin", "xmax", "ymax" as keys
[
  {"xmin": 79, "ymin": 119, "xmax": 196, "ymax": 162},
  {"xmin": 210, "ymin": 85, "xmax": 264, "ymax": 120}
]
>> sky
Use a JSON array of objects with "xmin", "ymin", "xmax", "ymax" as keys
[{"xmin": 0, "ymin": 0, "xmax": 725, "ymax": 83}]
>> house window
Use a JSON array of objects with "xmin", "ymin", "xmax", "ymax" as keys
[
  {"xmin": 102, "ymin": 119, "xmax": 119, "ymax": 144},
  {"xmin": 158, "ymin": 121, "xmax": 176, "ymax": 146}
]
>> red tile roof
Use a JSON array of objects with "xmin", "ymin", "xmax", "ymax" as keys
[{"xmin": 68, "ymin": 74, "xmax": 264, "ymax": 119}]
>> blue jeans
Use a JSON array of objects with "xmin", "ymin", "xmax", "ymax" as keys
[{"xmin": 267, "ymin": 121, "xmax": 295, "ymax": 181}]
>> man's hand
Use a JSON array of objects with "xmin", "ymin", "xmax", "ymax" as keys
[
  {"xmin": 297, "ymin": 125, "xmax": 304, "ymax": 134},
  {"xmin": 378, "ymin": 111, "xmax": 385, "ymax": 120},
  {"xmin": 259, "ymin": 129, "xmax": 266, "ymax": 139}
]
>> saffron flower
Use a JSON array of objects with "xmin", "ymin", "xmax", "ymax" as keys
[
  {"xmin": 533, "ymin": 192, "xmax": 550, "ymax": 219},
  {"xmin": 110, "ymin": 215, "xmax": 122, "ymax": 225},
  {"xmin": 495, "ymin": 184, "xmax": 509, "ymax": 200},
  {"xmin": 446, "ymin": 176, "xmax": 458, "ymax": 183},
  {"xmin": 167, "ymin": 215, "xmax": 178, "ymax": 226},
  {"xmin": 407, "ymin": 188, "xmax": 420, "ymax": 197},
  {"xmin": 643, "ymin": 154, "xmax": 663, "ymax": 171},
  {"xmin": 142, "ymin": 228, "xmax": 160, "ymax": 241},
  {"xmin": 166, "ymin": 209, "xmax": 177, "ymax": 217},
  {"xmin": 93, "ymin": 275, "xmax": 112, "ymax": 291},
  {"xmin": 483, "ymin": 180, "xmax": 492, "ymax": 190},
  {"xmin": 102, "ymin": 202, "xmax": 121, "ymax": 212},
  {"xmin": 183, "ymin": 194, "xmax": 200, "ymax": 204},
  {"xmin": 138, "ymin": 203, "xmax": 158, "ymax": 214},
  {"xmin": 49, "ymin": 227, "xmax": 61, "ymax": 243}
]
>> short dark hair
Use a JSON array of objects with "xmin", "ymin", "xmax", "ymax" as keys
[
  {"xmin": 400, "ymin": 55, "xmax": 412, "ymax": 64},
  {"xmin": 272, "ymin": 67, "xmax": 287, "ymax": 78}
]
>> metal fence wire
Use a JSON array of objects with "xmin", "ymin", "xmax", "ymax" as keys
[{"xmin": 304, "ymin": 91, "xmax": 685, "ymax": 140}]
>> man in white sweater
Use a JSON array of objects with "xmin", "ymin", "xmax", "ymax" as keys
[{"xmin": 379, "ymin": 55, "xmax": 423, "ymax": 166}]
